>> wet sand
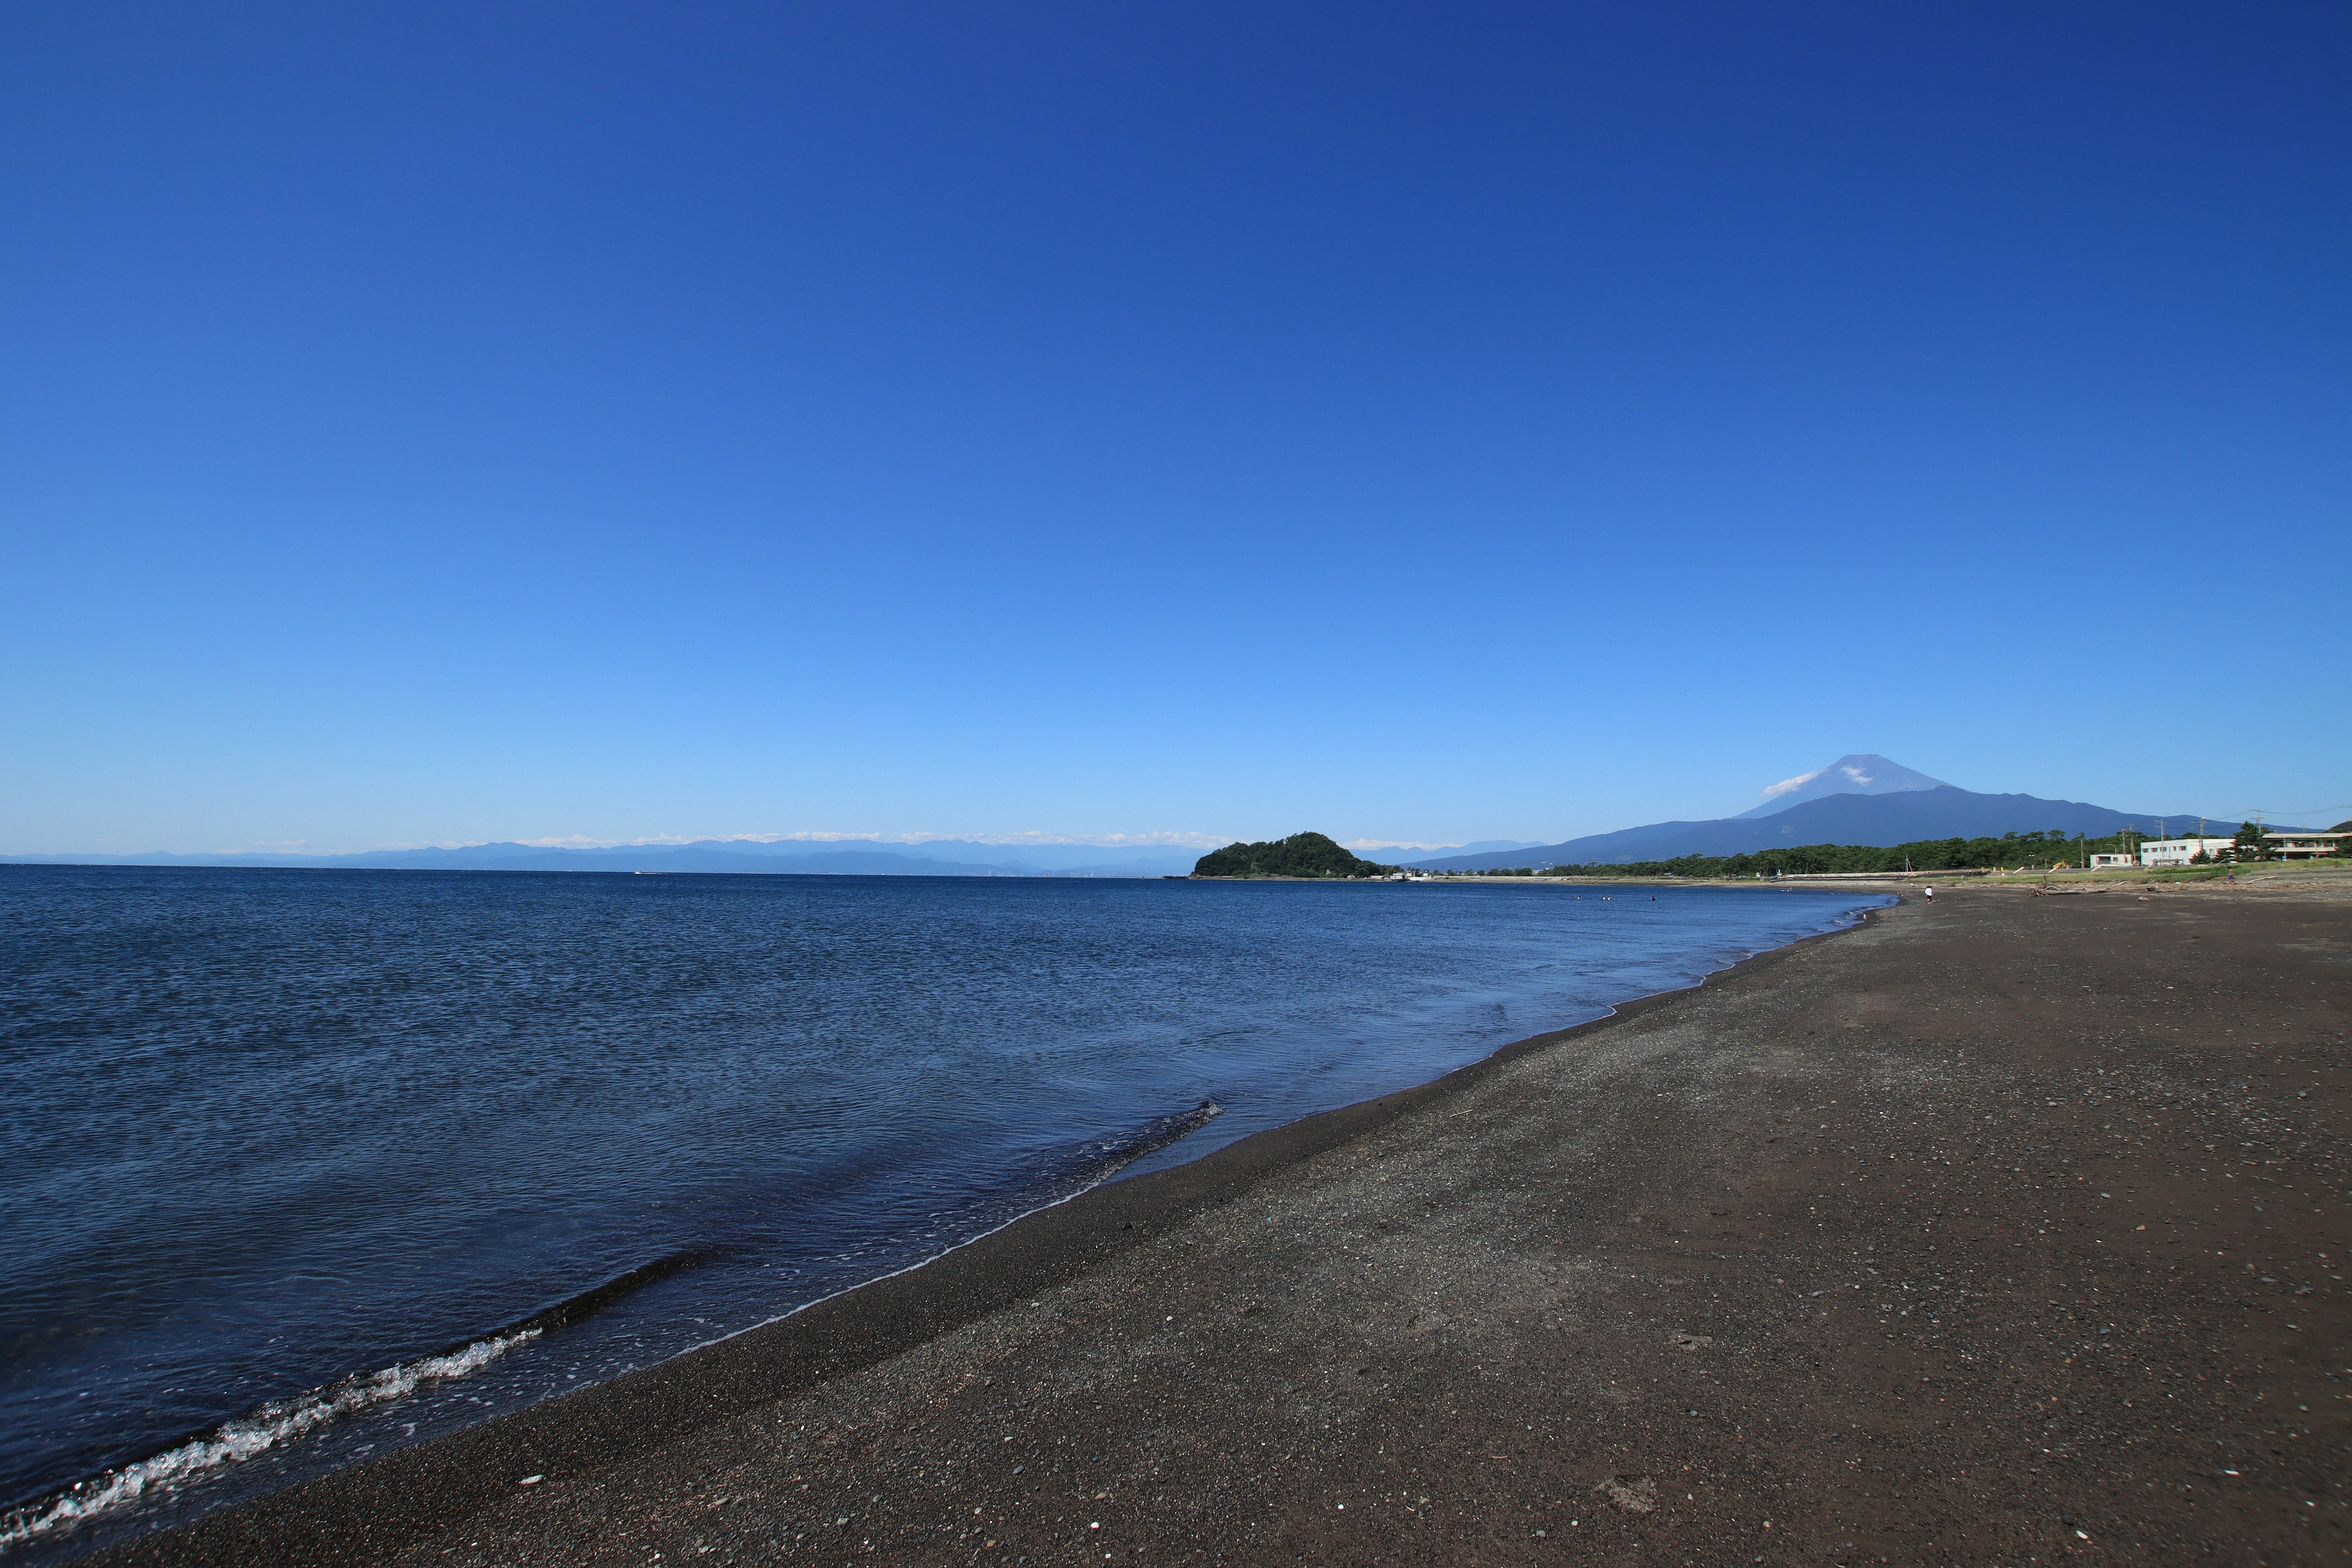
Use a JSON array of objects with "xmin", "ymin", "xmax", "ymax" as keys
[{"xmin": 101, "ymin": 884, "xmax": 2350, "ymax": 1566}]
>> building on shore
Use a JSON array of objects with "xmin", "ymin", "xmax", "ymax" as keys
[
  {"xmin": 2139, "ymin": 832, "xmax": 2345, "ymax": 865},
  {"xmin": 2263, "ymin": 831, "xmax": 2347, "ymax": 859},
  {"xmin": 2138, "ymin": 837, "xmax": 2237, "ymax": 867}
]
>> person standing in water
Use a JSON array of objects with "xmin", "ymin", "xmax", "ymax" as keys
[{"xmin": 1923, "ymin": 886, "xmax": 1935, "ymax": 902}]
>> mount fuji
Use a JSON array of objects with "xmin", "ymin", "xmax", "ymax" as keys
[
  {"xmin": 1733, "ymin": 754, "xmax": 1950, "ymax": 818},
  {"xmin": 1405, "ymin": 757, "xmax": 2235, "ymax": 871}
]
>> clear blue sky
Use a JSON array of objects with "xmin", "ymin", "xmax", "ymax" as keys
[{"xmin": 4, "ymin": 3, "xmax": 2346, "ymax": 855}]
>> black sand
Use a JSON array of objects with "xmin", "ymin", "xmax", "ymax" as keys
[{"xmin": 97, "ymin": 884, "xmax": 2351, "ymax": 1566}]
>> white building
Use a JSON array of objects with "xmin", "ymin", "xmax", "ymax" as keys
[
  {"xmin": 2089, "ymin": 853, "xmax": 2138, "ymax": 869},
  {"xmin": 2138, "ymin": 832, "xmax": 2346, "ymax": 865},
  {"xmin": 2139, "ymin": 837, "xmax": 2236, "ymax": 867}
]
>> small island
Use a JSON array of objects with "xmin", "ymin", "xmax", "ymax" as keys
[{"xmin": 1191, "ymin": 832, "xmax": 1398, "ymax": 879}]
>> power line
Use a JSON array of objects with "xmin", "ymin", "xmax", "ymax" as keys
[{"xmin": 2222, "ymin": 804, "xmax": 2352, "ymax": 821}]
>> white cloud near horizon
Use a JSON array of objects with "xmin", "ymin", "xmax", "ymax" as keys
[
  {"xmin": 276, "ymin": 828, "xmax": 1240, "ymax": 854},
  {"xmin": 711, "ymin": 829, "xmax": 1231, "ymax": 849}
]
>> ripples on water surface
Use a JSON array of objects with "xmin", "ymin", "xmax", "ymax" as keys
[{"xmin": 0, "ymin": 866, "xmax": 1887, "ymax": 1557}]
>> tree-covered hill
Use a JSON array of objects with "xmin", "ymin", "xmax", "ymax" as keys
[{"xmin": 1192, "ymin": 832, "xmax": 1397, "ymax": 878}]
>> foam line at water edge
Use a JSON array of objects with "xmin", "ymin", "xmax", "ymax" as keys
[
  {"xmin": 0, "ymin": 1246, "xmax": 715, "ymax": 1554},
  {"xmin": 714, "ymin": 1098, "xmax": 1227, "ymax": 1350},
  {"xmin": 0, "ymin": 1330, "xmax": 538, "ymax": 1553}
]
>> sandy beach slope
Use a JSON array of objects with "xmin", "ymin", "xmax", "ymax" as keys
[{"xmin": 99, "ymin": 884, "xmax": 2349, "ymax": 1566}]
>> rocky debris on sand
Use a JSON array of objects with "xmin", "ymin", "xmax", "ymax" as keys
[{"xmin": 1596, "ymin": 1475, "xmax": 1658, "ymax": 1514}]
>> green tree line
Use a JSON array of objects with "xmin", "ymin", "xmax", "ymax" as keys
[{"xmin": 1472, "ymin": 825, "xmax": 2348, "ymax": 880}]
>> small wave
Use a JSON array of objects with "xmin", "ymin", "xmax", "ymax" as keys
[
  {"xmin": 0, "ymin": 1330, "xmax": 537, "ymax": 1554},
  {"xmin": 718, "ymin": 1098, "xmax": 1231, "ymax": 1349},
  {"xmin": 507, "ymin": 1248, "xmax": 709, "ymax": 1337},
  {"xmin": 1, "ymin": 1248, "xmax": 709, "ymax": 1555},
  {"xmin": 1084, "ymin": 1098, "xmax": 1223, "ymax": 1175}
]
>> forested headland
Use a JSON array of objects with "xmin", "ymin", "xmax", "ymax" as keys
[{"xmin": 1192, "ymin": 833, "xmax": 1399, "ymax": 879}]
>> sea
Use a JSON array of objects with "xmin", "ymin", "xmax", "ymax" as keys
[{"xmin": 0, "ymin": 865, "xmax": 1888, "ymax": 1560}]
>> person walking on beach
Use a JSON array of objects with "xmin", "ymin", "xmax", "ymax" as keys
[{"xmin": 1923, "ymin": 886, "xmax": 1934, "ymax": 902}]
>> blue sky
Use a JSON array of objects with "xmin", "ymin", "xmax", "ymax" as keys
[{"xmin": 4, "ymin": 3, "xmax": 2346, "ymax": 855}]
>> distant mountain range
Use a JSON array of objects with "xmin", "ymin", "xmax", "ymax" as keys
[
  {"xmin": 1405, "ymin": 756, "xmax": 2252, "ymax": 870},
  {"xmin": 5, "ymin": 759, "xmax": 2285, "ymax": 879},
  {"xmin": 0, "ymin": 838, "xmax": 1207, "ymax": 879},
  {"xmin": 2, "ymin": 835, "xmax": 1579, "ymax": 880},
  {"xmin": 1353, "ymin": 839, "xmax": 1542, "ymax": 859}
]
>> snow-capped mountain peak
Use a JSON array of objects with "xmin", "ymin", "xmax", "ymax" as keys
[{"xmin": 1735, "ymin": 754, "xmax": 1949, "ymax": 820}]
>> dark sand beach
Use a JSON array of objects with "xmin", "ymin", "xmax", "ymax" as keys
[{"xmin": 99, "ymin": 882, "xmax": 2349, "ymax": 1567}]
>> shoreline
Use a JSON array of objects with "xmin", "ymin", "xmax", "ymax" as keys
[
  {"xmin": 1412, "ymin": 861, "xmax": 2352, "ymax": 892},
  {"xmin": 69, "ymin": 901, "xmax": 1887, "ymax": 1566},
  {"xmin": 96, "ymin": 881, "xmax": 2350, "ymax": 1565}
]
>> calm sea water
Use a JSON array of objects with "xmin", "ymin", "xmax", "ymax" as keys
[{"xmin": 0, "ymin": 865, "xmax": 1885, "ymax": 1558}]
